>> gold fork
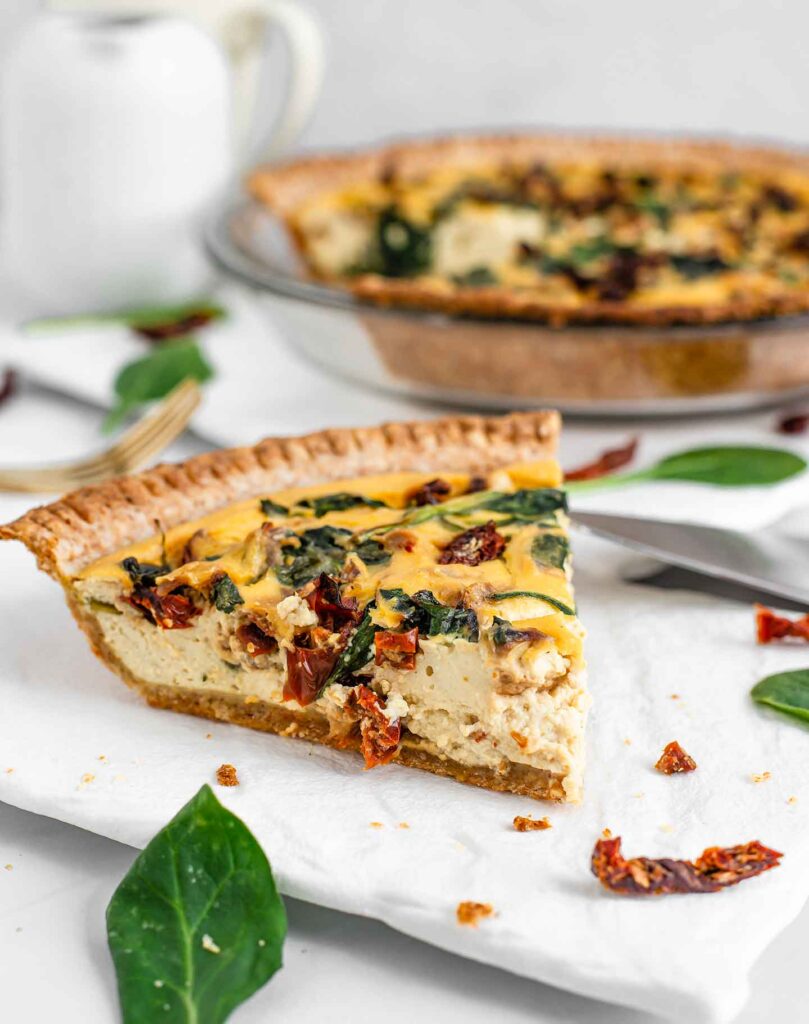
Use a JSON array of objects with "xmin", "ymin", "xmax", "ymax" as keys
[{"xmin": 0, "ymin": 379, "xmax": 202, "ymax": 493}]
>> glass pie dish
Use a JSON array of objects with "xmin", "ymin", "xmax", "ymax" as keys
[{"xmin": 206, "ymin": 197, "xmax": 809, "ymax": 417}]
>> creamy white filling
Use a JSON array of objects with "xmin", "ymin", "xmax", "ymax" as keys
[{"xmin": 432, "ymin": 205, "xmax": 545, "ymax": 277}]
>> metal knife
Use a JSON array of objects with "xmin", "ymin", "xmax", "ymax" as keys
[{"xmin": 571, "ymin": 510, "xmax": 809, "ymax": 608}]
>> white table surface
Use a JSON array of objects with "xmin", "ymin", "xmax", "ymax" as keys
[{"xmin": 0, "ymin": 373, "xmax": 806, "ymax": 1024}]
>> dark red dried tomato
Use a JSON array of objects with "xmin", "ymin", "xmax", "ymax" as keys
[
  {"xmin": 467, "ymin": 475, "xmax": 488, "ymax": 493},
  {"xmin": 237, "ymin": 621, "xmax": 278, "ymax": 657},
  {"xmin": 350, "ymin": 684, "xmax": 402, "ymax": 768},
  {"xmin": 408, "ymin": 478, "xmax": 451, "ymax": 507},
  {"xmin": 755, "ymin": 604, "xmax": 809, "ymax": 644},
  {"xmin": 591, "ymin": 835, "xmax": 782, "ymax": 896},
  {"xmin": 438, "ymin": 521, "xmax": 506, "ymax": 566},
  {"xmin": 284, "ymin": 645, "xmax": 339, "ymax": 706},
  {"xmin": 777, "ymin": 412, "xmax": 809, "ymax": 435},
  {"xmin": 374, "ymin": 628, "xmax": 419, "ymax": 670},
  {"xmin": 0, "ymin": 369, "xmax": 17, "ymax": 408},
  {"xmin": 565, "ymin": 438, "xmax": 638, "ymax": 482},
  {"xmin": 655, "ymin": 741, "xmax": 697, "ymax": 774},
  {"xmin": 128, "ymin": 587, "xmax": 200, "ymax": 629},
  {"xmin": 304, "ymin": 573, "xmax": 359, "ymax": 632},
  {"xmin": 133, "ymin": 308, "xmax": 219, "ymax": 341}
]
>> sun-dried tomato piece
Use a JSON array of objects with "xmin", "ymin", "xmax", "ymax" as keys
[
  {"xmin": 655, "ymin": 741, "xmax": 697, "ymax": 774},
  {"xmin": 408, "ymin": 477, "xmax": 451, "ymax": 506},
  {"xmin": 591, "ymin": 835, "xmax": 782, "ymax": 896},
  {"xmin": 438, "ymin": 521, "xmax": 506, "ymax": 566},
  {"xmin": 236, "ymin": 621, "xmax": 278, "ymax": 657},
  {"xmin": 350, "ymin": 684, "xmax": 402, "ymax": 768},
  {"xmin": 565, "ymin": 438, "xmax": 638, "ymax": 482},
  {"xmin": 755, "ymin": 604, "xmax": 809, "ymax": 643},
  {"xmin": 284, "ymin": 645, "xmax": 339, "ymax": 706},
  {"xmin": 777, "ymin": 412, "xmax": 809, "ymax": 435},
  {"xmin": 0, "ymin": 369, "xmax": 16, "ymax": 408},
  {"xmin": 304, "ymin": 573, "xmax": 359, "ymax": 632},
  {"xmin": 374, "ymin": 628, "xmax": 419, "ymax": 670},
  {"xmin": 467, "ymin": 475, "xmax": 488, "ymax": 493},
  {"xmin": 128, "ymin": 587, "xmax": 200, "ymax": 629},
  {"xmin": 133, "ymin": 307, "xmax": 220, "ymax": 341}
]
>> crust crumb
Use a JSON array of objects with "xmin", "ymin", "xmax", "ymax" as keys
[
  {"xmin": 215, "ymin": 763, "xmax": 239, "ymax": 787},
  {"xmin": 205, "ymin": 733, "xmax": 213, "ymax": 740},
  {"xmin": 370, "ymin": 821, "xmax": 384, "ymax": 829},
  {"xmin": 78, "ymin": 772, "xmax": 95, "ymax": 788},
  {"xmin": 397, "ymin": 822, "xmax": 410, "ymax": 829},
  {"xmin": 513, "ymin": 815, "xmax": 551, "ymax": 832},
  {"xmin": 601, "ymin": 827, "xmax": 613, "ymax": 839},
  {"xmin": 98, "ymin": 754, "xmax": 107, "ymax": 762},
  {"xmin": 655, "ymin": 741, "xmax": 697, "ymax": 774},
  {"xmin": 456, "ymin": 901, "xmax": 494, "ymax": 927},
  {"xmin": 751, "ymin": 771, "xmax": 772, "ymax": 784},
  {"xmin": 787, "ymin": 795, "xmax": 798, "ymax": 805},
  {"xmin": 4, "ymin": 864, "xmax": 12, "ymax": 871},
  {"xmin": 5, "ymin": 768, "xmax": 13, "ymax": 774}
]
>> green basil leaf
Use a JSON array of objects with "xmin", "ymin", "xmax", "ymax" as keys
[
  {"xmin": 106, "ymin": 784, "xmax": 286, "ymax": 1024},
  {"xmin": 351, "ymin": 537, "xmax": 391, "ymax": 566},
  {"xmin": 380, "ymin": 588, "xmax": 479, "ymax": 642},
  {"xmin": 211, "ymin": 574, "xmax": 244, "ymax": 614},
  {"xmin": 481, "ymin": 488, "xmax": 568, "ymax": 520},
  {"xmin": 751, "ymin": 669, "xmax": 809, "ymax": 724},
  {"xmin": 120, "ymin": 556, "xmax": 168, "ymax": 588},
  {"xmin": 531, "ymin": 533, "xmax": 570, "ymax": 570},
  {"xmin": 259, "ymin": 499, "xmax": 289, "ymax": 517},
  {"xmin": 274, "ymin": 527, "xmax": 352, "ymax": 589},
  {"xmin": 104, "ymin": 338, "xmax": 214, "ymax": 433},
  {"xmin": 649, "ymin": 446, "xmax": 806, "ymax": 486},
  {"xmin": 491, "ymin": 590, "xmax": 576, "ymax": 616},
  {"xmin": 296, "ymin": 492, "xmax": 387, "ymax": 517}
]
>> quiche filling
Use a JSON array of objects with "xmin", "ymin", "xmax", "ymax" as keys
[
  {"xmin": 285, "ymin": 160, "xmax": 809, "ymax": 311},
  {"xmin": 76, "ymin": 459, "xmax": 588, "ymax": 801}
]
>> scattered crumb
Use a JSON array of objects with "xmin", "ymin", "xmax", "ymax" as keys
[
  {"xmin": 153, "ymin": 980, "xmax": 164, "ymax": 989},
  {"xmin": 215, "ymin": 763, "xmax": 239, "ymax": 787},
  {"xmin": 659, "ymin": 824, "xmax": 675, "ymax": 834},
  {"xmin": 78, "ymin": 772, "xmax": 95, "ymax": 789},
  {"xmin": 5, "ymin": 768, "xmax": 14, "ymax": 774},
  {"xmin": 670, "ymin": 694, "xmax": 680, "ymax": 700},
  {"xmin": 456, "ymin": 901, "xmax": 494, "ymax": 927},
  {"xmin": 633, "ymin": 792, "xmax": 645, "ymax": 799},
  {"xmin": 601, "ymin": 827, "xmax": 613, "ymax": 839},
  {"xmin": 98, "ymin": 754, "xmax": 107, "ymax": 762},
  {"xmin": 513, "ymin": 815, "xmax": 551, "ymax": 832},
  {"xmin": 788, "ymin": 796, "xmax": 798, "ymax": 805},
  {"xmin": 205, "ymin": 733, "xmax": 213, "ymax": 740},
  {"xmin": 370, "ymin": 821, "xmax": 384, "ymax": 829},
  {"xmin": 113, "ymin": 774, "xmax": 127, "ymax": 784},
  {"xmin": 201, "ymin": 934, "xmax": 221, "ymax": 954},
  {"xmin": 397, "ymin": 822, "xmax": 410, "ymax": 829},
  {"xmin": 654, "ymin": 741, "xmax": 697, "ymax": 775},
  {"xmin": 5, "ymin": 864, "xmax": 13, "ymax": 871},
  {"xmin": 623, "ymin": 738, "xmax": 632, "ymax": 746},
  {"xmin": 751, "ymin": 771, "xmax": 772, "ymax": 784}
]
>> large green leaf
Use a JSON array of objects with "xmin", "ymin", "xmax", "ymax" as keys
[
  {"xmin": 107, "ymin": 785, "xmax": 286, "ymax": 1024},
  {"xmin": 649, "ymin": 446, "xmax": 806, "ymax": 487},
  {"xmin": 751, "ymin": 668, "xmax": 809, "ymax": 724}
]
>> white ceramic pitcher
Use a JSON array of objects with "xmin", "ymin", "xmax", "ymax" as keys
[{"xmin": 0, "ymin": 1, "xmax": 324, "ymax": 311}]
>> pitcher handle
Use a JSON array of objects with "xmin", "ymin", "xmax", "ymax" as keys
[{"xmin": 220, "ymin": 0, "xmax": 325, "ymax": 164}]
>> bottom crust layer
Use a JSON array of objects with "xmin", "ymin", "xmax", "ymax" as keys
[{"xmin": 141, "ymin": 683, "xmax": 566, "ymax": 801}]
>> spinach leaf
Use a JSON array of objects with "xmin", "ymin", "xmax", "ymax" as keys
[
  {"xmin": 275, "ymin": 527, "xmax": 352, "ymax": 589},
  {"xmin": 634, "ymin": 193, "xmax": 671, "ymax": 227},
  {"xmin": 211, "ymin": 574, "xmax": 244, "ymax": 614},
  {"xmin": 567, "ymin": 445, "xmax": 806, "ymax": 493},
  {"xmin": 121, "ymin": 556, "xmax": 168, "ymax": 588},
  {"xmin": 531, "ymin": 533, "xmax": 570, "ymax": 570},
  {"xmin": 489, "ymin": 616, "xmax": 544, "ymax": 647},
  {"xmin": 491, "ymin": 590, "xmax": 576, "ymax": 616},
  {"xmin": 376, "ymin": 207, "xmax": 432, "ymax": 277},
  {"xmin": 103, "ymin": 337, "xmax": 214, "ymax": 433},
  {"xmin": 106, "ymin": 784, "xmax": 286, "ymax": 1024},
  {"xmin": 325, "ymin": 606, "xmax": 378, "ymax": 687},
  {"xmin": 567, "ymin": 237, "xmax": 615, "ymax": 267},
  {"xmin": 25, "ymin": 300, "xmax": 225, "ymax": 337},
  {"xmin": 259, "ymin": 499, "xmax": 289, "ymax": 517},
  {"xmin": 453, "ymin": 266, "xmax": 498, "ymax": 286},
  {"xmin": 351, "ymin": 537, "xmax": 391, "ymax": 566},
  {"xmin": 380, "ymin": 588, "xmax": 479, "ymax": 642},
  {"xmin": 296, "ymin": 492, "xmax": 387, "ymax": 517},
  {"xmin": 670, "ymin": 254, "xmax": 729, "ymax": 279},
  {"xmin": 751, "ymin": 669, "xmax": 809, "ymax": 724},
  {"xmin": 482, "ymin": 488, "xmax": 567, "ymax": 520}
]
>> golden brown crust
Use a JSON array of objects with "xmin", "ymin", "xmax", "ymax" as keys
[
  {"xmin": 248, "ymin": 131, "xmax": 809, "ymax": 327},
  {"xmin": 0, "ymin": 410, "xmax": 559, "ymax": 579}
]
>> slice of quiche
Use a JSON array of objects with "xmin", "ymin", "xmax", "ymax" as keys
[{"xmin": 1, "ymin": 412, "xmax": 588, "ymax": 801}]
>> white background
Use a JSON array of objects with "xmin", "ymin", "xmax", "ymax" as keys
[{"xmin": 2, "ymin": 2, "xmax": 809, "ymax": 1022}]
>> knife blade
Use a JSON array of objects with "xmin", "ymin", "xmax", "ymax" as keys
[{"xmin": 570, "ymin": 510, "xmax": 809, "ymax": 608}]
